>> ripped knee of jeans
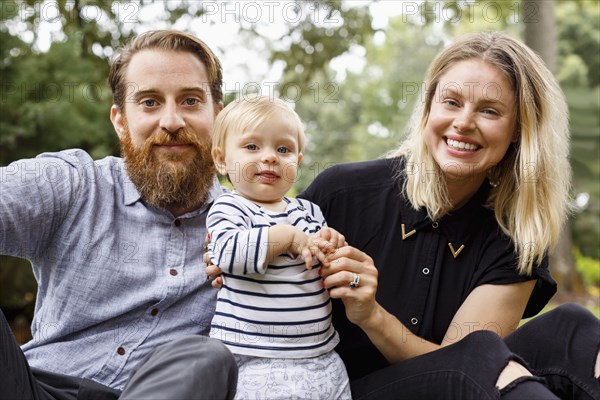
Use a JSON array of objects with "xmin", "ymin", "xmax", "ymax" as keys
[{"xmin": 496, "ymin": 355, "xmax": 533, "ymax": 390}]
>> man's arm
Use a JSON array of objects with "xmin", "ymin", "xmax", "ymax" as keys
[{"xmin": 1, "ymin": 153, "xmax": 81, "ymax": 259}]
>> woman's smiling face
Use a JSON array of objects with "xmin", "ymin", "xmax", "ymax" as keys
[{"xmin": 423, "ymin": 58, "xmax": 517, "ymax": 186}]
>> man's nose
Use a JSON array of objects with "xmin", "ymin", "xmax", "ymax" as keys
[{"xmin": 160, "ymin": 103, "xmax": 185, "ymax": 134}]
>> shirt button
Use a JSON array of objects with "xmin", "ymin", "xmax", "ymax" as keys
[
  {"xmin": 169, "ymin": 269, "xmax": 178, "ymax": 276},
  {"xmin": 422, "ymin": 267, "xmax": 430, "ymax": 275},
  {"xmin": 151, "ymin": 308, "xmax": 159, "ymax": 316},
  {"xmin": 410, "ymin": 317, "xmax": 419, "ymax": 325},
  {"xmin": 117, "ymin": 347, "xmax": 126, "ymax": 355},
  {"xmin": 431, "ymin": 221, "xmax": 439, "ymax": 229},
  {"xmin": 174, "ymin": 219, "xmax": 181, "ymax": 227}
]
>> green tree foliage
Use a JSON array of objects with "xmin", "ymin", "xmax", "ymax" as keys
[
  {"xmin": 555, "ymin": 1, "xmax": 600, "ymax": 260},
  {"xmin": 263, "ymin": 0, "xmax": 374, "ymax": 86},
  {"xmin": 0, "ymin": 35, "xmax": 117, "ymax": 162},
  {"xmin": 556, "ymin": 0, "xmax": 600, "ymax": 87},
  {"xmin": 294, "ymin": 16, "xmax": 444, "ymax": 191},
  {"xmin": 568, "ymin": 86, "xmax": 600, "ymax": 259}
]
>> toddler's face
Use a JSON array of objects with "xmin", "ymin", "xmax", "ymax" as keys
[{"xmin": 216, "ymin": 114, "xmax": 302, "ymax": 205}]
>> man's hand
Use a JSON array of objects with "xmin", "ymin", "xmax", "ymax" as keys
[{"xmin": 203, "ymin": 233, "xmax": 223, "ymax": 288}]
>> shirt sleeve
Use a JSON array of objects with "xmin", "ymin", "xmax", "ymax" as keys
[
  {"xmin": 474, "ymin": 235, "xmax": 557, "ymax": 318},
  {"xmin": 295, "ymin": 197, "xmax": 328, "ymax": 230},
  {"xmin": 206, "ymin": 194, "xmax": 268, "ymax": 275},
  {"xmin": 0, "ymin": 151, "xmax": 83, "ymax": 260}
]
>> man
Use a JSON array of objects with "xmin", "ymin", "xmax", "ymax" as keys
[{"xmin": 0, "ymin": 30, "xmax": 237, "ymax": 400}]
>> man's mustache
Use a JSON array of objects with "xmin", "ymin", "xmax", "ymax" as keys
[{"xmin": 147, "ymin": 129, "xmax": 203, "ymax": 149}]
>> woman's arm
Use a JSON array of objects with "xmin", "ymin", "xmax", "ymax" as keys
[
  {"xmin": 321, "ymin": 245, "xmax": 536, "ymax": 363},
  {"xmin": 441, "ymin": 281, "xmax": 536, "ymax": 346}
]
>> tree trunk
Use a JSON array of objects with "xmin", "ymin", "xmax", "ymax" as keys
[
  {"xmin": 524, "ymin": 0, "xmax": 557, "ymax": 72},
  {"xmin": 524, "ymin": 0, "xmax": 586, "ymax": 295}
]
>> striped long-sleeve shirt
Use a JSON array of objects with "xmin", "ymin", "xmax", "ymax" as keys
[{"xmin": 207, "ymin": 192, "xmax": 339, "ymax": 358}]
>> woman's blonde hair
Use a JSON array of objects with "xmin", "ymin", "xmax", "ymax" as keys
[
  {"xmin": 389, "ymin": 31, "xmax": 571, "ymax": 275},
  {"xmin": 212, "ymin": 96, "xmax": 305, "ymax": 156}
]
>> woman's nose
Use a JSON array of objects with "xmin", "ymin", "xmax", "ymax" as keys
[{"xmin": 453, "ymin": 110, "xmax": 476, "ymax": 133}]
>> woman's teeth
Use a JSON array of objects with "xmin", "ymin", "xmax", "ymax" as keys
[{"xmin": 447, "ymin": 138, "xmax": 479, "ymax": 151}]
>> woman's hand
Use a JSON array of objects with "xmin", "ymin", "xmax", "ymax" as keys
[
  {"xmin": 320, "ymin": 245, "xmax": 380, "ymax": 328},
  {"xmin": 320, "ymin": 245, "xmax": 440, "ymax": 363}
]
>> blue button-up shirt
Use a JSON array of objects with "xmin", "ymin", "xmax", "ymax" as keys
[{"xmin": 0, "ymin": 149, "xmax": 223, "ymax": 390}]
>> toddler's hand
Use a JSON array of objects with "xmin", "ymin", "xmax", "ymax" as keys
[{"xmin": 315, "ymin": 227, "xmax": 347, "ymax": 251}]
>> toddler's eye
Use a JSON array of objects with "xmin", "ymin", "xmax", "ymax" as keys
[
  {"xmin": 277, "ymin": 147, "xmax": 289, "ymax": 154},
  {"xmin": 246, "ymin": 144, "xmax": 258, "ymax": 150}
]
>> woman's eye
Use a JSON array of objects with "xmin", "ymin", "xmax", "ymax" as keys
[
  {"xmin": 444, "ymin": 99, "xmax": 459, "ymax": 107},
  {"xmin": 482, "ymin": 109, "xmax": 499, "ymax": 116}
]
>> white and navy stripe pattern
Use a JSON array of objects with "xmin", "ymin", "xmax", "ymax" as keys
[{"xmin": 207, "ymin": 192, "xmax": 339, "ymax": 358}]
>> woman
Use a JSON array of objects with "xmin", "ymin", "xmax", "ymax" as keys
[
  {"xmin": 209, "ymin": 31, "xmax": 600, "ymax": 399},
  {"xmin": 302, "ymin": 31, "xmax": 600, "ymax": 399}
]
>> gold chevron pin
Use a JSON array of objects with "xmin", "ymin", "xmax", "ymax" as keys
[
  {"xmin": 401, "ymin": 224, "xmax": 416, "ymax": 240},
  {"xmin": 448, "ymin": 243, "xmax": 465, "ymax": 259}
]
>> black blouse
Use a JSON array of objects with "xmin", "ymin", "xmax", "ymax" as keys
[{"xmin": 299, "ymin": 157, "xmax": 556, "ymax": 380}]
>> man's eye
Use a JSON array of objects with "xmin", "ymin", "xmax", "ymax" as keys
[
  {"xmin": 185, "ymin": 98, "xmax": 199, "ymax": 106},
  {"xmin": 142, "ymin": 99, "xmax": 156, "ymax": 107},
  {"xmin": 246, "ymin": 144, "xmax": 258, "ymax": 150}
]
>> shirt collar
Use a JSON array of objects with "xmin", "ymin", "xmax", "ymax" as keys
[
  {"xmin": 123, "ymin": 169, "xmax": 142, "ymax": 206},
  {"xmin": 400, "ymin": 172, "xmax": 492, "ymax": 243}
]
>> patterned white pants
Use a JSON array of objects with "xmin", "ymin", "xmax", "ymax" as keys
[{"xmin": 234, "ymin": 351, "xmax": 352, "ymax": 400}]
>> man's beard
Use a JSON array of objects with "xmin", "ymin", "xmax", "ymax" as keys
[{"xmin": 120, "ymin": 125, "xmax": 216, "ymax": 212}]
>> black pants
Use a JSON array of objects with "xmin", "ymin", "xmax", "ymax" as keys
[
  {"xmin": 2, "ymin": 304, "xmax": 597, "ymax": 399},
  {"xmin": 0, "ymin": 310, "xmax": 238, "ymax": 400},
  {"xmin": 350, "ymin": 303, "xmax": 600, "ymax": 400},
  {"xmin": 0, "ymin": 309, "xmax": 119, "ymax": 400}
]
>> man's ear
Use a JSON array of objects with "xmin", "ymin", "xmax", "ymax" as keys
[
  {"xmin": 212, "ymin": 147, "xmax": 227, "ymax": 176},
  {"xmin": 110, "ymin": 105, "xmax": 125, "ymax": 139}
]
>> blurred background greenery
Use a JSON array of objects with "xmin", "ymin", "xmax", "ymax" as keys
[{"xmin": 1, "ymin": 0, "xmax": 598, "ymax": 343}]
